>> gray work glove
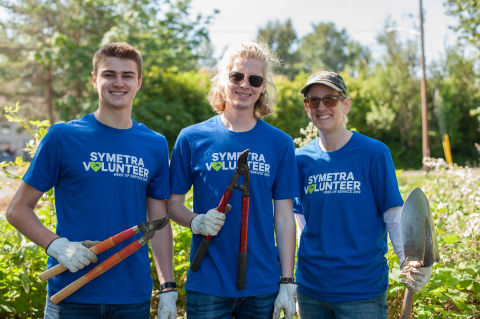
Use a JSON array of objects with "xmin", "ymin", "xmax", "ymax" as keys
[
  {"xmin": 157, "ymin": 290, "xmax": 178, "ymax": 319},
  {"xmin": 400, "ymin": 260, "xmax": 431, "ymax": 293},
  {"xmin": 46, "ymin": 237, "xmax": 98, "ymax": 273},
  {"xmin": 272, "ymin": 283, "xmax": 297, "ymax": 319},
  {"xmin": 191, "ymin": 205, "xmax": 230, "ymax": 236},
  {"xmin": 81, "ymin": 240, "xmax": 101, "ymax": 248}
]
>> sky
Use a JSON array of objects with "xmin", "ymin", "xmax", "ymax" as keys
[
  {"xmin": 0, "ymin": 0, "xmax": 459, "ymax": 63},
  {"xmin": 190, "ymin": 0, "xmax": 459, "ymax": 63}
]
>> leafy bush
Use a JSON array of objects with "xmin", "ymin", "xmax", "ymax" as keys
[{"xmin": 389, "ymin": 158, "xmax": 480, "ymax": 318}]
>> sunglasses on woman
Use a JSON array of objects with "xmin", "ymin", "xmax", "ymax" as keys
[
  {"xmin": 228, "ymin": 71, "xmax": 264, "ymax": 88},
  {"xmin": 304, "ymin": 95, "xmax": 345, "ymax": 108}
]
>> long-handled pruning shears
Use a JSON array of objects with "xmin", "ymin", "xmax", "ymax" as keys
[
  {"xmin": 190, "ymin": 149, "xmax": 250, "ymax": 290},
  {"xmin": 38, "ymin": 215, "xmax": 170, "ymax": 304}
]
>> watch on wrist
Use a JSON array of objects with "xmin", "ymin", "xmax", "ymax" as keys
[
  {"xmin": 159, "ymin": 281, "xmax": 177, "ymax": 293},
  {"xmin": 280, "ymin": 277, "xmax": 296, "ymax": 284}
]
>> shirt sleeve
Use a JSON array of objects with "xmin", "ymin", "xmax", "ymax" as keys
[
  {"xmin": 147, "ymin": 136, "xmax": 170, "ymax": 200},
  {"xmin": 272, "ymin": 138, "xmax": 299, "ymax": 200},
  {"xmin": 371, "ymin": 146, "xmax": 404, "ymax": 213},
  {"xmin": 23, "ymin": 125, "xmax": 62, "ymax": 192},
  {"xmin": 169, "ymin": 130, "xmax": 193, "ymax": 195}
]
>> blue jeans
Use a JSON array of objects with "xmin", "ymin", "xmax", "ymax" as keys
[
  {"xmin": 186, "ymin": 290, "xmax": 277, "ymax": 319},
  {"xmin": 44, "ymin": 297, "xmax": 150, "ymax": 319},
  {"xmin": 297, "ymin": 289, "xmax": 388, "ymax": 319}
]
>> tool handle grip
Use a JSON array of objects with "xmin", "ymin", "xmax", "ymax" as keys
[
  {"xmin": 49, "ymin": 240, "xmax": 143, "ymax": 304},
  {"xmin": 39, "ymin": 264, "xmax": 68, "ymax": 282},
  {"xmin": 190, "ymin": 237, "xmax": 212, "ymax": 271},
  {"xmin": 189, "ymin": 189, "xmax": 234, "ymax": 272},
  {"xmin": 401, "ymin": 287, "xmax": 415, "ymax": 319},
  {"xmin": 50, "ymin": 274, "xmax": 90, "ymax": 305},
  {"xmin": 39, "ymin": 227, "xmax": 139, "ymax": 281},
  {"xmin": 39, "ymin": 243, "xmax": 100, "ymax": 281},
  {"xmin": 217, "ymin": 189, "xmax": 233, "ymax": 213},
  {"xmin": 239, "ymin": 196, "xmax": 249, "ymax": 253},
  {"xmin": 237, "ymin": 252, "xmax": 247, "ymax": 290}
]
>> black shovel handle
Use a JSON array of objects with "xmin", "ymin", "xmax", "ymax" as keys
[{"xmin": 401, "ymin": 287, "xmax": 414, "ymax": 318}]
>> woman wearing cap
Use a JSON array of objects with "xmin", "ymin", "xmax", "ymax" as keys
[{"xmin": 293, "ymin": 71, "xmax": 431, "ymax": 318}]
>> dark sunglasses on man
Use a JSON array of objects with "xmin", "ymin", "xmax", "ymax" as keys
[
  {"xmin": 304, "ymin": 95, "xmax": 345, "ymax": 109},
  {"xmin": 228, "ymin": 71, "xmax": 264, "ymax": 88}
]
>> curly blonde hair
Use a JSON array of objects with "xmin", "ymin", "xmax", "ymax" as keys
[{"xmin": 207, "ymin": 42, "xmax": 279, "ymax": 119}]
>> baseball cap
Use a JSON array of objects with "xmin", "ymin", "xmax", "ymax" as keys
[{"xmin": 300, "ymin": 71, "xmax": 348, "ymax": 96}]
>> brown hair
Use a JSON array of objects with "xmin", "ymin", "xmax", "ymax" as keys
[
  {"xmin": 92, "ymin": 42, "xmax": 143, "ymax": 78},
  {"xmin": 207, "ymin": 42, "xmax": 280, "ymax": 119}
]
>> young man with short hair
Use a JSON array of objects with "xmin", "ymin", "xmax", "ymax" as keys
[{"xmin": 7, "ymin": 42, "xmax": 177, "ymax": 319}]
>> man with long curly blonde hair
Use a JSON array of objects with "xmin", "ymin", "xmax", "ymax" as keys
[{"xmin": 168, "ymin": 42, "xmax": 298, "ymax": 319}]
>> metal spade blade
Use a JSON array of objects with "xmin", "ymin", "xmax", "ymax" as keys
[
  {"xmin": 400, "ymin": 187, "xmax": 439, "ymax": 318},
  {"xmin": 401, "ymin": 187, "xmax": 439, "ymax": 266}
]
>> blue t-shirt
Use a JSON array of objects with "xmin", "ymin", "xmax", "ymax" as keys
[
  {"xmin": 23, "ymin": 113, "xmax": 170, "ymax": 304},
  {"xmin": 294, "ymin": 131, "xmax": 403, "ymax": 302},
  {"xmin": 170, "ymin": 115, "xmax": 299, "ymax": 297}
]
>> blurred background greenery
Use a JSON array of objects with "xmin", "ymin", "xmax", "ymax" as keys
[{"xmin": 0, "ymin": 0, "xmax": 478, "ymax": 168}]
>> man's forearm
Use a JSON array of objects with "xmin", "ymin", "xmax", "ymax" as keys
[
  {"xmin": 274, "ymin": 199, "xmax": 296, "ymax": 277},
  {"xmin": 6, "ymin": 182, "xmax": 57, "ymax": 249},
  {"xmin": 167, "ymin": 194, "xmax": 197, "ymax": 228},
  {"xmin": 151, "ymin": 225, "xmax": 174, "ymax": 283}
]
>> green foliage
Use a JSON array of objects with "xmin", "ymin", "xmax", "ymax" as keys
[
  {"xmin": 298, "ymin": 22, "xmax": 371, "ymax": 74},
  {"xmin": 266, "ymin": 73, "xmax": 309, "ymax": 139},
  {"xmin": 0, "ymin": 0, "xmax": 215, "ymax": 124},
  {"xmin": 430, "ymin": 48, "xmax": 480, "ymax": 166},
  {"xmin": 0, "ymin": 223, "xmax": 47, "ymax": 317},
  {"xmin": 444, "ymin": 0, "xmax": 480, "ymax": 50},
  {"xmin": 0, "ymin": 105, "xmax": 54, "ymax": 318},
  {"xmin": 134, "ymin": 69, "xmax": 214, "ymax": 152},
  {"xmin": 389, "ymin": 159, "xmax": 480, "ymax": 318},
  {"xmin": 256, "ymin": 19, "xmax": 300, "ymax": 79},
  {"xmin": 0, "ymin": 198, "xmax": 56, "ymax": 318}
]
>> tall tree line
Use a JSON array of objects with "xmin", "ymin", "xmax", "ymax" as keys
[
  {"xmin": 0, "ymin": 0, "xmax": 479, "ymax": 168},
  {"xmin": 257, "ymin": 16, "xmax": 479, "ymax": 168},
  {"xmin": 0, "ymin": 0, "xmax": 215, "ymax": 145}
]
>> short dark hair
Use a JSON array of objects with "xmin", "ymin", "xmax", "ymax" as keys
[{"xmin": 92, "ymin": 42, "xmax": 143, "ymax": 78}]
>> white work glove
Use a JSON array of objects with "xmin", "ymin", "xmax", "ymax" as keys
[
  {"xmin": 190, "ymin": 205, "xmax": 230, "ymax": 236},
  {"xmin": 272, "ymin": 283, "xmax": 297, "ymax": 319},
  {"xmin": 46, "ymin": 237, "xmax": 98, "ymax": 273},
  {"xmin": 400, "ymin": 260, "xmax": 431, "ymax": 293},
  {"xmin": 157, "ymin": 290, "xmax": 178, "ymax": 319}
]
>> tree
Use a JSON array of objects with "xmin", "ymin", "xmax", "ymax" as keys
[
  {"xmin": 430, "ymin": 47, "xmax": 480, "ymax": 165},
  {"xmin": 266, "ymin": 73, "xmax": 309, "ymax": 139},
  {"xmin": 297, "ymin": 22, "xmax": 370, "ymax": 75},
  {"xmin": 361, "ymin": 25, "xmax": 425, "ymax": 168},
  {"xmin": 0, "ymin": 0, "xmax": 215, "ymax": 126},
  {"xmin": 133, "ymin": 69, "xmax": 215, "ymax": 151},
  {"xmin": 256, "ymin": 19, "xmax": 300, "ymax": 79},
  {"xmin": 0, "ymin": 0, "xmax": 123, "ymax": 122},
  {"xmin": 444, "ymin": 0, "xmax": 480, "ymax": 50}
]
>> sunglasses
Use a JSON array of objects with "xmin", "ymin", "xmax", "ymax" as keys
[
  {"xmin": 304, "ymin": 95, "xmax": 345, "ymax": 108},
  {"xmin": 228, "ymin": 71, "xmax": 264, "ymax": 88}
]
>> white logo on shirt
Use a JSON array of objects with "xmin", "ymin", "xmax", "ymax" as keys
[
  {"xmin": 82, "ymin": 152, "xmax": 149, "ymax": 182},
  {"xmin": 305, "ymin": 171, "xmax": 361, "ymax": 195},
  {"xmin": 205, "ymin": 151, "xmax": 270, "ymax": 177}
]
